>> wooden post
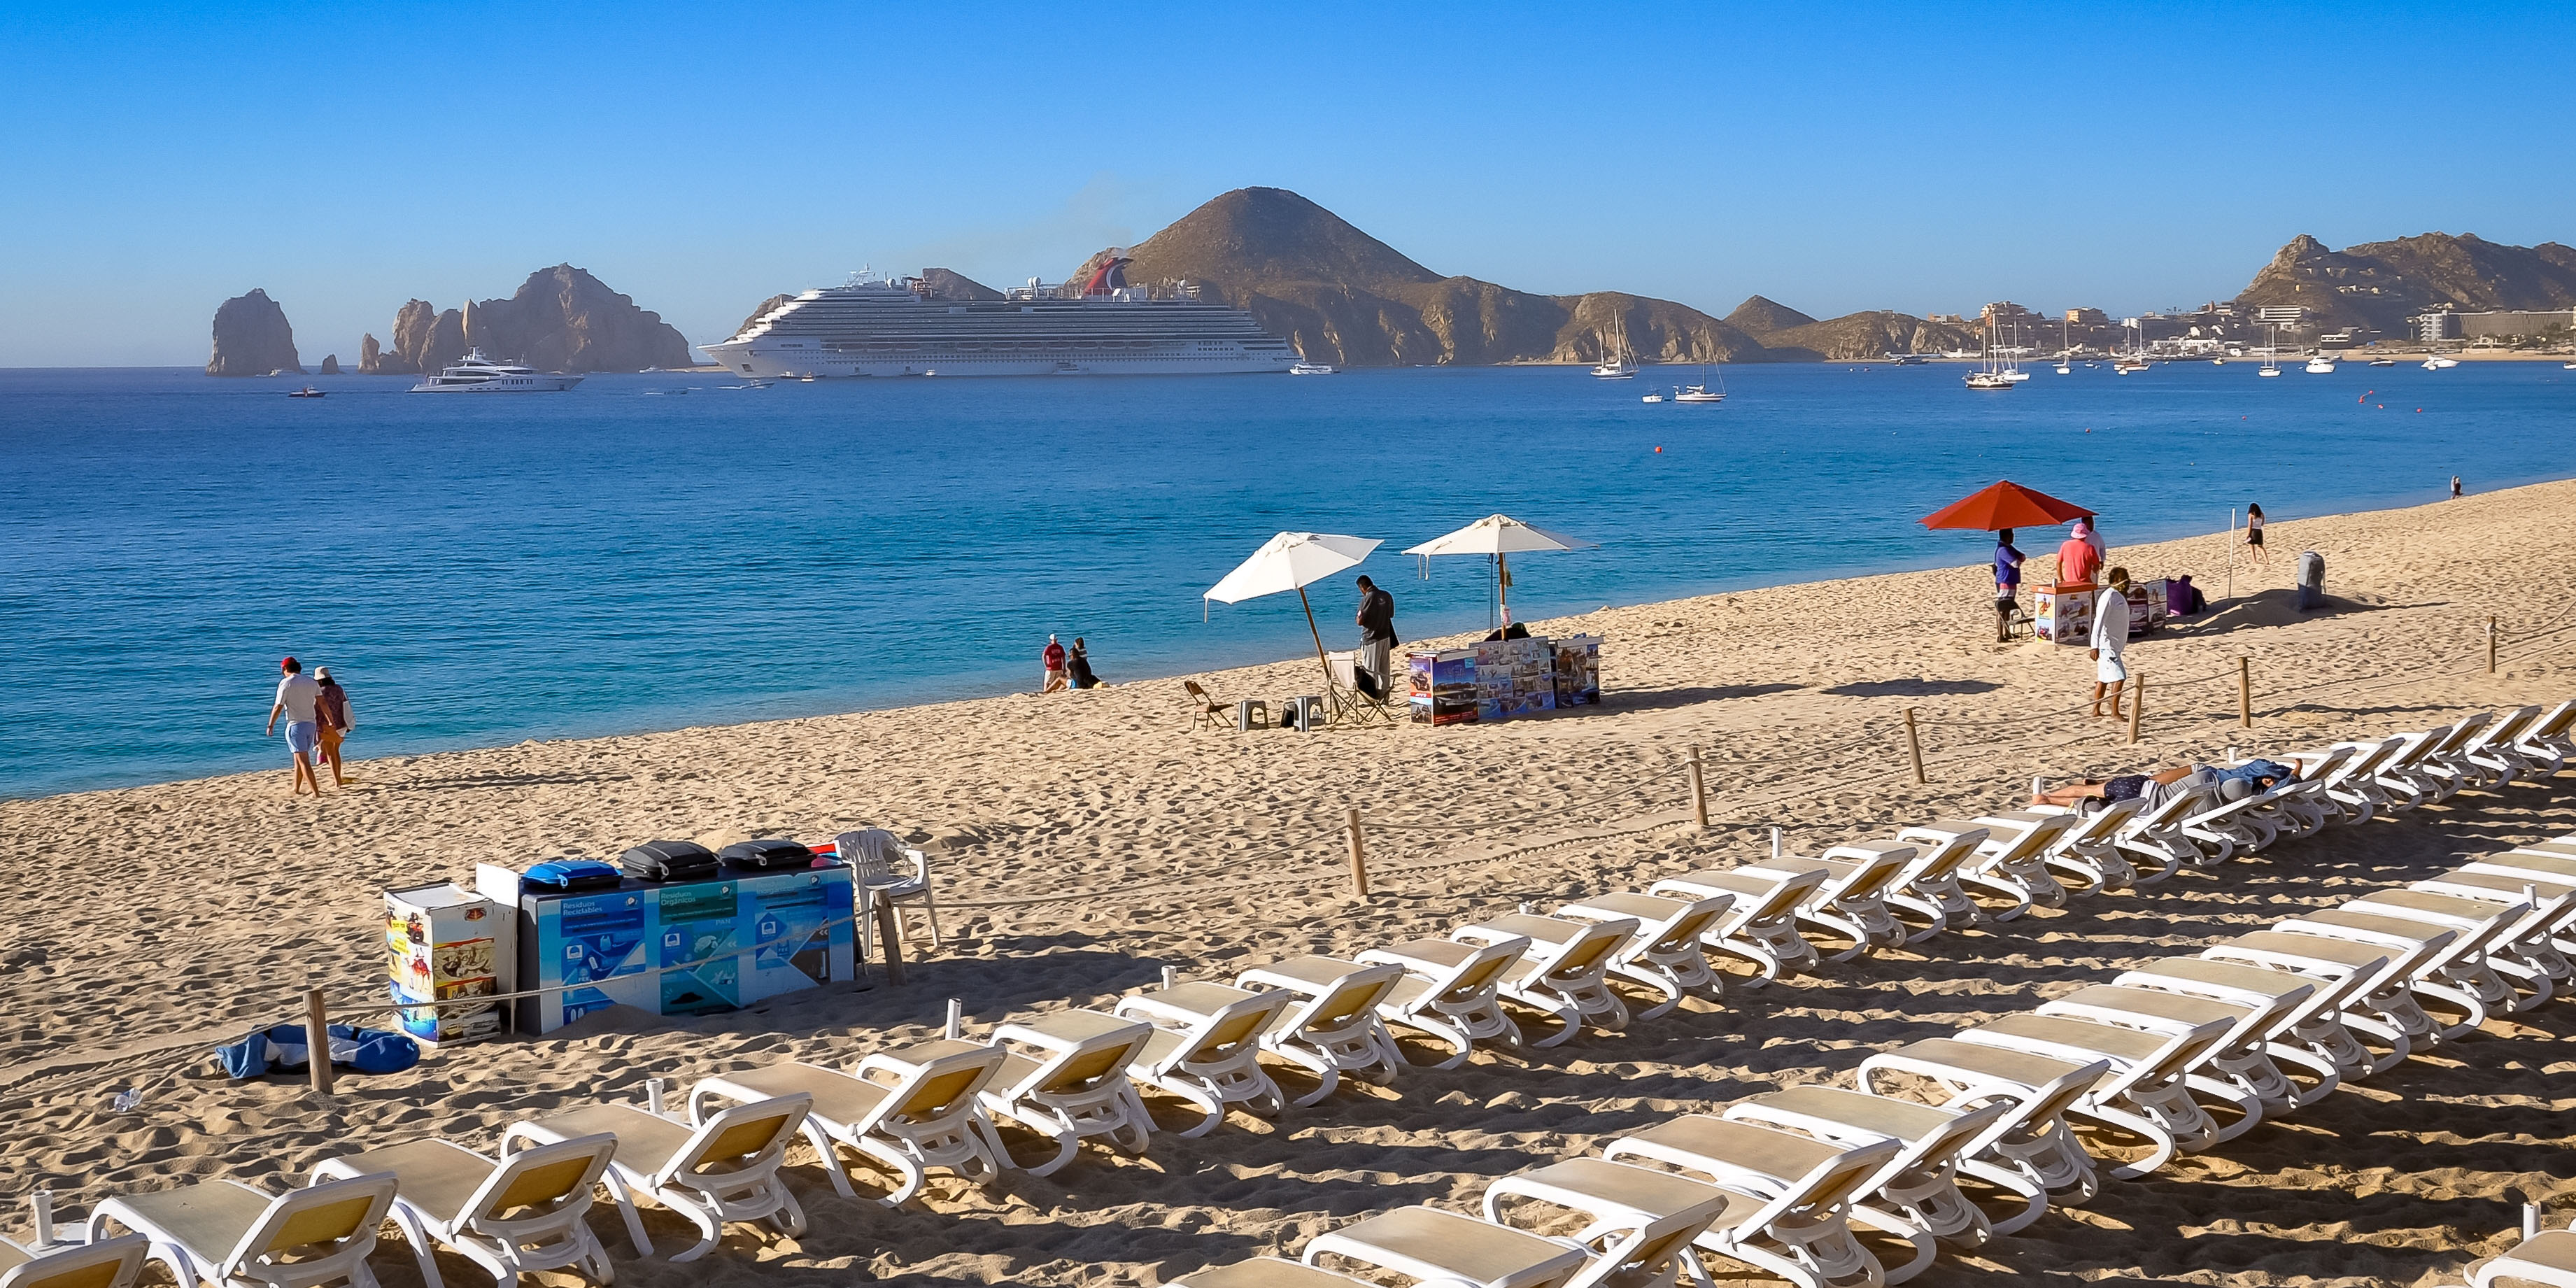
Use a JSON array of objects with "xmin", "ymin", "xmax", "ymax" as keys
[
  {"xmin": 1345, "ymin": 806, "xmax": 1370, "ymax": 898},
  {"xmin": 2489, "ymin": 615, "xmax": 2500, "ymax": 674},
  {"xmin": 2237, "ymin": 657, "xmax": 2253, "ymax": 729},
  {"xmin": 304, "ymin": 986, "xmax": 334, "ymax": 1098},
  {"xmin": 1902, "ymin": 709, "xmax": 1927, "ymax": 785},
  {"xmin": 875, "ymin": 898, "xmax": 907, "ymax": 986},
  {"xmin": 1685, "ymin": 746, "xmax": 1710, "ymax": 828},
  {"xmin": 2127, "ymin": 674, "xmax": 2145, "ymax": 745}
]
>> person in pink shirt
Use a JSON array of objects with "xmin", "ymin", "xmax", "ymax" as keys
[{"xmin": 2056, "ymin": 523, "xmax": 2102, "ymax": 585}]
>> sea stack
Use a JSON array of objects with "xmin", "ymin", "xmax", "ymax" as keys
[
  {"xmin": 369, "ymin": 267, "xmax": 691, "ymax": 374},
  {"xmin": 319, "ymin": 354, "xmax": 341, "ymax": 375},
  {"xmin": 206, "ymin": 289, "xmax": 302, "ymax": 376}
]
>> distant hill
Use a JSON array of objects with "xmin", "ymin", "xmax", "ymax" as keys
[
  {"xmin": 1723, "ymin": 295, "xmax": 1816, "ymax": 334},
  {"xmin": 1720, "ymin": 295, "xmax": 1979, "ymax": 361},
  {"xmin": 2236, "ymin": 232, "xmax": 2576, "ymax": 332},
  {"xmin": 1111, "ymin": 187, "xmax": 1771, "ymax": 366}
]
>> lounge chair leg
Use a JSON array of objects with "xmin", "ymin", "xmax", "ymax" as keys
[
  {"xmin": 392, "ymin": 1205, "xmax": 445, "ymax": 1288},
  {"xmin": 804, "ymin": 1120, "xmax": 858, "ymax": 1200},
  {"xmin": 856, "ymin": 1136, "xmax": 929, "ymax": 1205},
  {"xmin": 664, "ymin": 1195, "xmax": 721, "ymax": 1264},
  {"xmin": 607, "ymin": 1175, "xmax": 653, "ymax": 1258}
]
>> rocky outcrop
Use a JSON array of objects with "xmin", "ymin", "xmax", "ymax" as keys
[
  {"xmin": 206, "ymin": 289, "xmax": 302, "ymax": 376},
  {"xmin": 919, "ymin": 268, "xmax": 1003, "ymax": 302},
  {"xmin": 734, "ymin": 294, "xmax": 795, "ymax": 340},
  {"xmin": 369, "ymin": 267, "xmax": 692, "ymax": 373},
  {"xmin": 1107, "ymin": 187, "xmax": 1770, "ymax": 366},
  {"xmin": 319, "ymin": 354, "xmax": 340, "ymax": 374},
  {"xmin": 2235, "ymin": 232, "xmax": 2576, "ymax": 332},
  {"xmin": 358, "ymin": 333, "xmax": 397, "ymax": 374},
  {"xmin": 1750, "ymin": 309, "xmax": 1981, "ymax": 362}
]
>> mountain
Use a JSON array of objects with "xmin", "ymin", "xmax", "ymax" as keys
[
  {"xmin": 1723, "ymin": 295, "xmax": 1816, "ymax": 334},
  {"xmin": 205, "ymin": 289, "xmax": 302, "ymax": 376},
  {"xmin": 1108, "ymin": 187, "xmax": 1769, "ymax": 365},
  {"xmin": 733, "ymin": 294, "xmax": 795, "ymax": 343},
  {"xmin": 359, "ymin": 265, "xmax": 691, "ymax": 374},
  {"xmin": 919, "ymin": 267, "xmax": 1003, "ymax": 302},
  {"xmin": 2235, "ymin": 232, "xmax": 2576, "ymax": 332}
]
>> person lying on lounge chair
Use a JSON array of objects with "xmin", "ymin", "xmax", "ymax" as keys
[{"xmin": 2034, "ymin": 758, "xmax": 2298, "ymax": 810}]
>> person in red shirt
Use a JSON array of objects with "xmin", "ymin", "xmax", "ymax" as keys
[
  {"xmin": 1042, "ymin": 635, "xmax": 1068, "ymax": 693},
  {"xmin": 2056, "ymin": 526, "xmax": 2102, "ymax": 585}
]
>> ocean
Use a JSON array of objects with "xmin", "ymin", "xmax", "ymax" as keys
[{"xmin": 3, "ymin": 359, "xmax": 2568, "ymax": 799}]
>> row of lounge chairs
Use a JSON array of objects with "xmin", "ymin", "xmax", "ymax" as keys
[
  {"xmin": 8, "ymin": 702, "xmax": 2566, "ymax": 1288},
  {"xmin": 1166, "ymin": 702, "xmax": 2576, "ymax": 1288}
]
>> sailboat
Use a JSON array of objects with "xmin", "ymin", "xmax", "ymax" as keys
[
  {"xmin": 2111, "ymin": 321, "xmax": 2149, "ymax": 374},
  {"xmin": 2003, "ymin": 320, "xmax": 2032, "ymax": 381},
  {"xmin": 1676, "ymin": 362, "xmax": 1726, "ymax": 402},
  {"xmin": 1591, "ymin": 316, "xmax": 1639, "ymax": 378},
  {"xmin": 1640, "ymin": 387, "xmax": 1669, "ymax": 403},
  {"xmin": 2055, "ymin": 316, "xmax": 2072, "ymax": 374},
  {"xmin": 2258, "ymin": 324, "xmax": 2282, "ymax": 376},
  {"xmin": 1964, "ymin": 323, "xmax": 2014, "ymax": 390}
]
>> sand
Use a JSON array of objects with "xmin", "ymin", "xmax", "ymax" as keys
[{"xmin": 7, "ymin": 479, "xmax": 2576, "ymax": 1287}]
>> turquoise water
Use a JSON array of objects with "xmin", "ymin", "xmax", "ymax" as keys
[{"xmin": 3, "ymin": 360, "xmax": 2568, "ymax": 799}]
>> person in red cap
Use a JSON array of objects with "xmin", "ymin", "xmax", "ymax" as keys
[{"xmin": 264, "ymin": 656, "xmax": 325, "ymax": 795}]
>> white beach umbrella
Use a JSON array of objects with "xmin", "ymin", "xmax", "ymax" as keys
[
  {"xmin": 1403, "ymin": 514, "xmax": 1599, "ymax": 627},
  {"xmin": 1204, "ymin": 531, "xmax": 1384, "ymax": 681}
]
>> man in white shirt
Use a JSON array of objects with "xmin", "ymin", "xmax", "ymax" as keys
[
  {"xmin": 264, "ymin": 656, "xmax": 325, "ymax": 796},
  {"xmin": 2090, "ymin": 567, "xmax": 2132, "ymax": 719}
]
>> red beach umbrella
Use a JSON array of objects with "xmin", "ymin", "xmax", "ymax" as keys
[{"xmin": 1920, "ymin": 480, "xmax": 2096, "ymax": 531}]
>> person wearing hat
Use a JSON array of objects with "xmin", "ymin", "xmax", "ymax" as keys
[
  {"xmin": 264, "ymin": 656, "xmax": 325, "ymax": 796},
  {"xmin": 2089, "ymin": 566, "xmax": 2133, "ymax": 719},
  {"xmin": 314, "ymin": 667, "xmax": 355, "ymax": 787}
]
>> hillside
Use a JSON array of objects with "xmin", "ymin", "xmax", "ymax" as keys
[
  {"xmin": 360, "ymin": 265, "xmax": 691, "ymax": 373},
  {"xmin": 1722, "ymin": 295, "xmax": 1816, "ymax": 334},
  {"xmin": 1112, "ymin": 187, "xmax": 1771, "ymax": 365},
  {"xmin": 1719, "ymin": 295, "xmax": 1979, "ymax": 361},
  {"xmin": 2235, "ymin": 232, "xmax": 2576, "ymax": 332}
]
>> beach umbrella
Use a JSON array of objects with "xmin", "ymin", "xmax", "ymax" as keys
[
  {"xmin": 1920, "ymin": 480, "xmax": 2095, "ymax": 532},
  {"xmin": 1204, "ymin": 531, "xmax": 1384, "ymax": 681},
  {"xmin": 1404, "ymin": 514, "xmax": 1599, "ymax": 629}
]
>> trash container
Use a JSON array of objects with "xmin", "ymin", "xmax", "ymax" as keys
[{"xmin": 2296, "ymin": 551, "xmax": 2325, "ymax": 611}]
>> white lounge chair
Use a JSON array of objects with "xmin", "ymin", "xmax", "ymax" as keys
[
  {"xmin": 1872, "ymin": 826, "xmax": 1991, "ymax": 940},
  {"xmin": 1648, "ymin": 864, "xmax": 1830, "ymax": 981},
  {"xmin": 2419, "ymin": 866, "xmax": 2576, "ymax": 1001},
  {"xmin": 1236, "ymin": 956, "xmax": 1407, "ymax": 1105},
  {"xmin": 1361, "ymin": 934, "xmax": 1530, "ymax": 1068},
  {"xmin": 518, "ymin": 1093, "xmax": 809, "ymax": 1260},
  {"xmin": 2297, "ymin": 737, "xmax": 2406, "ymax": 823},
  {"xmin": 2106, "ymin": 958, "xmax": 2353, "ymax": 1107},
  {"xmin": 88, "ymin": 1173, "xmax": 399, "ymax": 1288},
  {"xmin": 976, "ymin": 1009, "xmax": 1157, "ymax": 1176},
  {"xmin": 313, "ymin": 1132, "xmax": 618, "ymax": 1288},
  {"xmin": 1776, "ymin": 840, "xmax": 1918, "ymax": 961},
  {"xmin": 2468, "ymin": 1227, "xmax": 2576, "ymax": 1288},
  {"xmin": 1854, "ymin": 1040, "xmax": 2112, "ymax": 1206},
  {"xmin": 1455, "ymin": 913, "xmax": 1641, "ymax": 1043},
  {"xmin": 1300, "ymin": 1205, "xmax": 1597, "ymax": 1288},
  {"xmin": 2202, "ymin": 930, "xmax": 2438, "ymax": 1074},
  {"xmin": 1173, "ymin": 1259, "xmax": 1374, "ymax": 1287},
  {"xmin": 0, "ymin": 1235, "xmax": 150, "ymax": 1288},
  {"xmin": 1975, "ymin": 800, "xmax": 2142, "ymax": 896},
  {"xmin": 1723, "ymin": 1088, "xmax": 2018, "ymax": 1280},
  {"xmin": 2512, "ymin": 700, "xmax": 2576, "ymax": 772},
  {"xmin": 1115, "ymin": 982, "xmax": 1291, "ymax": 1137},
  {"xmin": 1951, "ymin": 1014, "xmax": 2232, "ymax": 1178},
  {"xmin": 2289, "ymin": 891, "xmax": 2536, "ymax": 1031},
  {"xmin": 2030, "ymin": 987, "xmax": 2292, "ymax": 1142},
  {"xmin": 2461, "ymin": 705, "xmax": 2545, "ymax": 785},
  {"xmin": 1555, "ymin": 891, "xmax": 1733, "ymax": 1018},
  {"xmin": 691, "ymin": 1041, "xmax": 1000, "ymax": 1205},
  {"xmin": 1601, "ymin": 1114, "xmax": 1902, "ymax": 1288},
  {"xmin": 1895, "ymin": 814, "xmax": 2073, "ymax": 921},
  {"xmin": 1480, "ymin": 1160, "xmax": 1745, "ymax": 1287}
]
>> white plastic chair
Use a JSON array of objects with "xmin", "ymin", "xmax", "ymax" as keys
[{"xmin": 833, "ymin": 829, "xmax": 942, "ymax": 954}]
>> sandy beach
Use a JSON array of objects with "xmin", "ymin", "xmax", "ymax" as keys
[{"xmin": 6, "ymin": 479, "xmax": 2576, "ymax": 1287}]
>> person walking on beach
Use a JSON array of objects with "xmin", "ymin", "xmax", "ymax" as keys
[
  {"xmin": 2090, "ymin": 567, "xmax": 2133, "ymax": 719},
  {"xmin": 2056, "ymin": 520, "xmax": 2102, "ymax": 586},
  {"xmin": 1992, "ymin": 529, "xmax": 2025, "ymax": 642},
  {"xmin": 313, "ymin": 666, "xmax": 354, "ymax": 787},
  {"xmin": 1066, "ymin": 637, "xmax": 1101, "ymax": 689},
  {"xmin": 1354, "ymin": 574, "xmax": 1399, "ymax": 699},
  {"xmin": 2244, "ymin": 504, "xmax": 2268, "ymax": 567},
  {"xmin": 1041, "ymin": 635, "xmax": 1068, "ymax": 693},
  {"xmin": 264, "ymin": 657, "xmax": 325, "ymax": 796}
]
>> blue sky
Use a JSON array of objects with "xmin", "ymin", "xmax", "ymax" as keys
[{"xmin": 5, "ymin": 2, "xmax": 2570, "ymax": 366}]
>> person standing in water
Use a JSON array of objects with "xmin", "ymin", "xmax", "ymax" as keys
[{"xmin": 2244, "ymin": 504, "xmax": 2268, "ymax": 567}]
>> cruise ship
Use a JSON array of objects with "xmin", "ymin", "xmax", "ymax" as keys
[{"xmin": 704, "ymin": 255, "xmax": 1301, "ymax": 378}]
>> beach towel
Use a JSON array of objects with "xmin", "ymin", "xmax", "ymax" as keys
[{"xmin": 217, "ymin": 1023, "xmax": 419, "ymax": 1080}]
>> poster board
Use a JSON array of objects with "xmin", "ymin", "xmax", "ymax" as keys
[
  {"xmin": 1554, "ymin": 635, "xmax": 1602, "ymax": 706},
  {"xmin": 1407, "ymin": 650, "xmax": 1478, "ymax": 725},
  {"xmin": 1474, "ymin": 637, "xmax": 1557, "ymax": 721},
  {"xmin": 2034, "ymin": 585, "xmax": 2096, "ymax": 644},
  {"xmin": 385, "ymin": 882, "xmax": 513, "ymax": 1046}
]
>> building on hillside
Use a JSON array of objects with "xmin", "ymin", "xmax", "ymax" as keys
[
  {"xmin": 2415, "ymin": 312, "xmax": 2459, "ymax": 342},
  {"xmin": 2254, "ymin": 305, "xmax": 2307, "ymax": 325},
  {"xmin": 1980, "ymin": 302, "xmax": 2037, "ymax": 325},
  {"xmin": 1929, "ymin": 313, "xmax": 1967, "ymax": 325},
  {"xmin": 2065, "ymin": 307, "xmax": 2110, "ymax": 327},
  {"xmin": 2453, "ymin": 308, "xmax": 2576, "ymax": 339}
]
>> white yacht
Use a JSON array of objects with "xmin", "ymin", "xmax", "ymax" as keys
[
  {"xmin": 1675, "ymin": 363, "xmax": 1725, "ymax": 402},
  {"xmin": 707, "ymin": 258, "xmax": 1298, "ymax": 378},
  {"xmin": 1288, "ymin": 361, "xmax": 1337, "ymax": 376},
  {"xmin": 2305, "ymin": 355, "xmax": 2337, "ymax": 374},
  {"xmin": 409, "ymin": 350, "xmax": 583, "ymax": 393},
  {"xmin": 1591, "ymin": 314, "xmax": 1639, "ymax": 378}
]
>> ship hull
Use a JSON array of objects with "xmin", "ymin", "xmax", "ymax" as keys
[{"xmin": 704, "ymin": 342, "xmax": 1296, "ymax": 378}]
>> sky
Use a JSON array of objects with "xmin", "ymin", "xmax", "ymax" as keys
[{"xmin": 5, "ymin": 1, "xmax": 2573, "ymax": 367}]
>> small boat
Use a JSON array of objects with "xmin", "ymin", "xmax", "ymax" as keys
[
  {"xmin": 2083, "ymin": 361, "xmax": 2098, "ymax": 368},
  {"xmin": 2368, "ymin": 357, "xmax": 2398, "ymax": 367},
  {"xmin": 2305, "ymin": 356, "xmax": 2336, "ymax": 374},
  {"xmin": 2258, "ymin": 366, "xmax": 2281, "ymax": 378},
  {"xmin": 798, "ymin": 374, "xmax": 818, "ymax": 382},
  {"xmin": 2055, "ymin": 360, "xmax": 2072, "ymax": 374},
  {"xmin": 1289, "ymin": 361, "xmax": 1336, "ymax": 375},
  {"xmin": 1674, "ymin": 364, "xmax": 1726, "ymax": 402},
  {"xmin": 1964, "ymin": 371, "xmax": 2014, "ymax": 390},
  {"xmin": 2430, "ymin": 355, "xmax": 2461, "ymax": 369},
  {"xmin": 2563, "ymin": 360, "xmax": 2576, "ymax": 370},
  {"xmin": 2211, "ymin": 358, "xmax": 2226, "ymax": 365},
  {"xmin": 285, "ymin": 385, "xmax": 325, "ymax": 398},
  {"xmin": 1640, "ymin": 389, "xmax": 1667, "ymax": 404},
  {"xmin": 2112, "ymin": 358, "xmax": 2149, "ymax": 374}
]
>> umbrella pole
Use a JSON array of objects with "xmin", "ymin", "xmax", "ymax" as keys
[
  {"xmin": 1499, "ymin": 551, "xmax": 1509, "ymax": 625},
  {"xmin": 1297, "ymin": 585, "xmax": 1335, "ymax": 690}
]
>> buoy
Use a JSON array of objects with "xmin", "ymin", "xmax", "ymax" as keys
[{"xmin": 1654, "ymin": 446, "xmax": 1662, "ymax": 453}]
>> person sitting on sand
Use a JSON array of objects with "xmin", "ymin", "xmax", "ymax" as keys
[{"xmin": 1066, "ymin": 637, "xmax": 1101, "ymax": 689}]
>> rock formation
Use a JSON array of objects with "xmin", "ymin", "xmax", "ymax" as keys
[
  {"xmin": 358, "ymin": 333, "xmax": 391, "ymax": 374},
  {"xmin": 1726, "ymin": 301, "xmax": 1980, "ymax": 361},
  {"xmin": 365, "ymin": 267, "xmax": 693, "ymax": 373},
  {"xmin": 205, "ymin": 289, "xmax": 302, "ymax": 376},
  {"xmin": 2235, "ymin": 232, "xmax": 2576, "ymax": 332},
  {"xmin": 734, "ymin": 294, "xmax": 795, "ymax": 340},
  {"xmin": 919, "ymin": 268, "xmax": 1003, "ymax": 302},
  {"xmin": 319, "ymin": 354, "xmax": 340, "ymax": 374},
  {"xmin": 1723, "ymin": 295, "xmax": 1818, "ymax": 335},
  {"xmin": 1094, "ymin": 187, "xmax": 1769, "ymax": 367}
]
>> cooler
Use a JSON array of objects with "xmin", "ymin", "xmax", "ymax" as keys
[{"xmin": 384, "ymin": 882, "xmax": 514, "ymax": 1047}]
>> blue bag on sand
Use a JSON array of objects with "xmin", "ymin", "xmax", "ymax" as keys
[
  {"xmin": 522, "ymin": 859, "xmax": 622, "ymax": 892},
  {"xmin": 216, "ymin": 1023, "xmax": 420, "ymax": 1079}
]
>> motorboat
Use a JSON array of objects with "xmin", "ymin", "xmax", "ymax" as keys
[
  {"xmin": 2305, "ymin": 356, "xmax": 2336, "ymax": 374},
  {"xmin": 285, "ymin": 386, "xmax": 325, "ymax": 398},
  {"xmin": 2430, "ymin": 355, "xmax": 2461, "ymax": 369},
  {"xmin": 1289, "ymin": 361, "xmax": 1337, "ymax": 375},
  {"xmin": 409, "ymin": 349, "xmax": 583, "ymax": 393},
  {"xmin": 1640, "ymin": 388, "xmax": 1667, "ymax": 403},
  {"xmin": 2112, "ymin": 357, "xmax": 2149, "ymax": 374},
  {"xmin": 2055, "ymin": 360, "xmax": 2072, "ymax": 374},
  {"xmin": 2368, "ymin": 357, "xmax": 2398, "ymax": 367}
]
